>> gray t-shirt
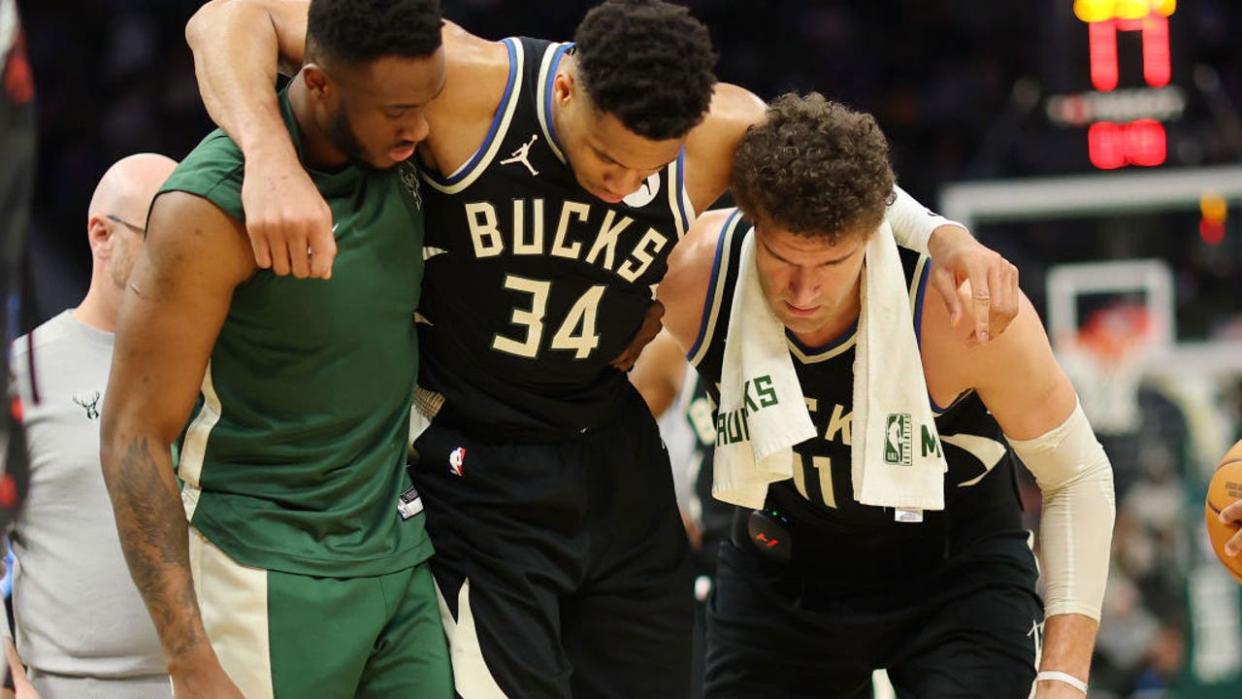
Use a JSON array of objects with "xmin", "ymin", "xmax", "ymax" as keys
[{"xmin": 8, "ymin": 310, "xmax": 165, "ymax": 678}]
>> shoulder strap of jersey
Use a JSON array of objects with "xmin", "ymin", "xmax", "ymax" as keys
[
  {"xmin": 529, "ymin": 38, "xmax": 572, "ymax": 165},
  {"xmin": 687, "ymin": 208, "xmax": 747, "ymax": 367},
  {"xmin": 664, "ymin": 147, "xmax": 693, "ymax": 240},
  {"xmin": 905, "ymin": 250, "xmax": 969, "ymax": 415},
  {"xmin": 421, "ymin": 37, "xmax": 526, "ymax": 194},
  {"xmin": 904, "ymin": 247, "xmax": 933, "ymax": 349}
]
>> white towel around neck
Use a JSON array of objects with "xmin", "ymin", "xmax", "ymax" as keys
[
  {"xmin": 712, "ymin": 222, "xmax": 947, "ymax": 514},
  {"xmin": 851, "ymin": 221, "xmax": 947, "ymax": 513},
  {"xmin": 711, "ymin": 231, "xmax": 817, "ymax": 508}
]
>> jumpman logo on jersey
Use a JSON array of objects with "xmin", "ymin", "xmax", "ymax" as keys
[{"xmin": 500, "ymin": 134, "xmax": 540, "ymax": 176}]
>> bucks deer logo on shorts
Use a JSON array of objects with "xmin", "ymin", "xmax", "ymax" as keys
[
  {"xmin": 72, "ymin": 391, "xmax": 101, "ymax": 421},
  {"xmin": 884, "ymin": 413, "xmax": 912, "ymax": 467}
]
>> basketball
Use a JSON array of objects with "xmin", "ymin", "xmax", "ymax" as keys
[{"xmin": 1205, "ymin": 458, "xmax": 1242, "ymax": 583}]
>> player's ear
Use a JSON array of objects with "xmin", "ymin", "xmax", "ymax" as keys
[
  {"xmin": 302, "ymin": 64, "xmax": 332, "ymax": 99},
  {"xmin": 552, "ymin": 68, "xmax": 576, "ymax": 105}
]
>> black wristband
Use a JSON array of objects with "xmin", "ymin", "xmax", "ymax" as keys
[{"xmin": 2, "ymin": 666, "xmax": 15, "ymax": 691}]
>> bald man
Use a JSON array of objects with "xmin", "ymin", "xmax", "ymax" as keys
[{"xmin": 5, "ymin": 153, "xmax": 177, "ymax": 699}]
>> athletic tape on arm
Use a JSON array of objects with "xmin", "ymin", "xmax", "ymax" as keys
[
  {"xmin": 885, "ymin": 185, "xmax": 961, "ymax": 255},
  {"xmin": 1007, "ymin": 401, "xmax": 1115, "ymax": 620}
]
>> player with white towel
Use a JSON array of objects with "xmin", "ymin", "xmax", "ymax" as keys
[{"xmin": 658, "ymin": 93, "xmax": 1116, "ymax": 698}]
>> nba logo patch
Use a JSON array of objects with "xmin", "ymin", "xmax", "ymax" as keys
[
  {"xmin": 884, "ymin": 413, "xmax": 912, "ymax": 467},
  {"xmin": 449, "ymin": 447, "xmax": 466, "ymax": 477}
]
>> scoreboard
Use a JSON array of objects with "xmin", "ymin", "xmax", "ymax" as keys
[
  {"xmin": 1048, "ymin": 0, "xmax": 1180, "ymax": 169},
  {"xmin": 1011, "ymin": 0, "xmax": 1236, "ymax": 176},
  {"xmin": 1079, "ymin": 0, "xmax": 1173, "ymax": 168}
]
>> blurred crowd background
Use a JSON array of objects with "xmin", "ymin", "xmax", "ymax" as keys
[{"xmin": 14, "ymin": 1, "xmax": 1242, "ymax": 697}]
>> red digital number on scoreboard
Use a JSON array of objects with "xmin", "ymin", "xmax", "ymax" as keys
[
  {"xmin": 1087, "ymin": 119, "xmax": 1166, "ymax": 169},
  {"xmin": 1074, "ymin": 0, "xmax": 1175, "ymax": 168}
]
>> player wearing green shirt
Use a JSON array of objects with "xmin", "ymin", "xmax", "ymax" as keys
[{"xmin": 100, "ymin": 1, "xmax": 450, "ymax": 697}]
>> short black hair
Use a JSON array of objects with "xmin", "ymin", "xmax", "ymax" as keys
[
  {"xmin": 573, "ymin": 0, "xmax": 716, "ymax": 141},
  {"xmin": 307, "ymin": 0, "xmax": 443, "ymax": 67},
  {"xmin": 732, "ymin": 93, "xmax": 896, "ymax": 242}
]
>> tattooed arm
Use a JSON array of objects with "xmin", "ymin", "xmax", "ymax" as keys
[{"xmin": 100, "ymin": 192, "xmax": 256, "ymax": 697}]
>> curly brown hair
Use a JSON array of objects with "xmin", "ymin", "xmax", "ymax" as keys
[{"xmin": 731, "ymin": 93, "xmax": 895, "ymax": 242}]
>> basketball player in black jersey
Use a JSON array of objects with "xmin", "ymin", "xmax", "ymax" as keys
[
  {"xmin": 659, "ymin": 94, "xmax": 1116, "ymax": 698},
  {"xmin": 631, "ymin": 332, "xmax": 733, "ymax": 699},
  {"xmin": 185, "ymin": 2, "xmax": 1029, "ymax": 696}
]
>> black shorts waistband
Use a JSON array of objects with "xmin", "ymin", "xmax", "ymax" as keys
[
  {"xmin": 420, "ymin": 387, "xmax": 650, "ymax": 445},
  {"xmin": 732, "ymin": 489, "xmax": 1026, "ymax": 587}
]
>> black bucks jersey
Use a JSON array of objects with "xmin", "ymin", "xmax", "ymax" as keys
[
  {"xmin": 691, "ymin": 210, "xmax": 1026, "ymax": 584},
  {"xmin": 418, "ymin": 37, "xmax": 693, "ymax": 438}
]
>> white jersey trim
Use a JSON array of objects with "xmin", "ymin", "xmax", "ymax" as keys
[
  {"xmin": 536, "ymin": 42, "xmax": 572, "ymax": 165},
  {"xmin": 687, "ymin": 209, "xmax": 744, "ymax": 367},
  {"xmin": 666, "ymin": 149, "xmax": 689, "ymax": 240},
  {"xmin": 786, "ymin": 328, "xmax": 857, "ymax": 364},
  {"xmin": 423, "ymin": 38, "xmax": 526, "ymax": 195}
]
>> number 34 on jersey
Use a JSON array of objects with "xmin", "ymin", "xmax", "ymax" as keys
[
  {"xmin": 466, "ymin": 197, "xmax": 675, "ymax": 362},
  {"xmin": 491, "ymin": 275, "xmax": 606, "ymax": 360}
]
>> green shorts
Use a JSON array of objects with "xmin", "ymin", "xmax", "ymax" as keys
[{"xmin": 189, "ymin": 528, "xmax": 452, "ymax": 698}]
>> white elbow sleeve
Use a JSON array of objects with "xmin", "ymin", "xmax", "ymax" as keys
[
  {"xmin": 885, "ymin": 185, "xmax": 963, "ymax": 254},
  {"xmin": 1007, "ymin": 401, "xmax": 1116, "ymax": 621}
]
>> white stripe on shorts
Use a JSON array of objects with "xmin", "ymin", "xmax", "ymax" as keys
[
  {"xmin": 435, "ymin": 578, "xmax": 507, "ymax": 698},
  {"xmin": 188, "ymin": 528, "xmax": 274, "ymax": 699}
]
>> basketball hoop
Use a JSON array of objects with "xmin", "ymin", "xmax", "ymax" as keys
[{"xmin": 1060, "ymin": 303, "xmax": 1156, "ymax": 435}]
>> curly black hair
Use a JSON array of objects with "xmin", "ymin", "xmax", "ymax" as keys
[
  {"xmin": 573, "ymin": 0, "xmax": 716, "ymax": 140},
  {"xmin": 307, "ymin": 0, "xmax": 443, "ymax": 67},
  {"xmin": 732, "ymin": 93, "xmax": 895, "ymax": 242}
]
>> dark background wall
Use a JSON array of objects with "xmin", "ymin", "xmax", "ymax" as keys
[{"xmin": 18, "ymin": 0, "xmax": 1241, "ymax": 322}]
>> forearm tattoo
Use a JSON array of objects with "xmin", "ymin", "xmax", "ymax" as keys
[{"xmin": 109, "ymin": 435, "xmax": 204, "ymax": 657}]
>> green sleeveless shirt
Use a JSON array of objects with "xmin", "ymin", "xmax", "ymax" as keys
[{"xmin": 159, "ymin": 91, "xmax": 431, "ymax": 577}]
